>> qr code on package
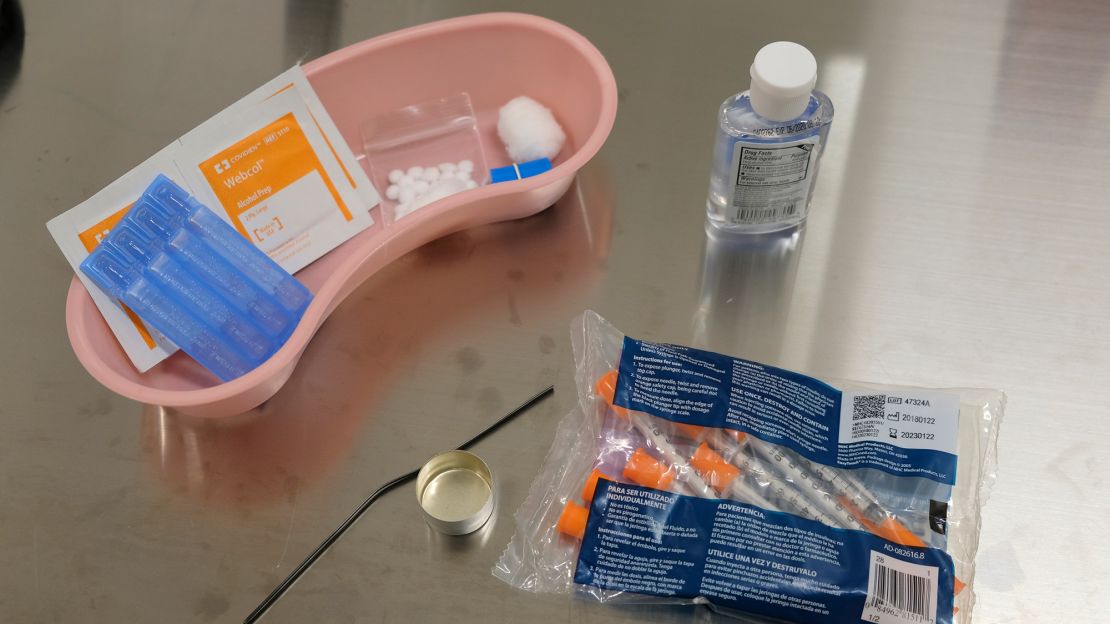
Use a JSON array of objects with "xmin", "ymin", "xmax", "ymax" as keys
[{"xmin": 852, "ymin": 394, "xmax": 886, "ymax": 420}]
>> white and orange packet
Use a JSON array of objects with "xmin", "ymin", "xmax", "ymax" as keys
[
  {"xmin": 47, "ymin": 66, "xmax": 376, "ymax": 372},
  {"xmin": 215, "ymin": 65, "xmax": 379, "ymax": 214},
  {"xmin": 47, "ymin": 146, "xmax": 187, "ymax": 370},
  {"xmin": 179, "ymin": 90, "xmax": 371, "ymax": 273}
]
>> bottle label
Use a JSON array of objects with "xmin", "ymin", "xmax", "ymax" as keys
[{"xmin": 727, "ymin": 137, "xmax": 819, "ymax": 225}]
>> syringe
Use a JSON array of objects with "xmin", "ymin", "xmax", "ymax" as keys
[
  {"xmin": 595, "ymin": 370, "xmax": 922, "ymax": 545},
  {"xmin": 592, "ymin": 370, "xmax": 717, "ymax": 498},
  {"xmin": 755, "ymin": 441, "xmax": 927, "ymax": 547},
  {"xmin": 574, "ymin": 371, "xmax": 964, "ymax": 605},
  {"xmin": 693, "ymin": 429, "xmax": 849, "ymax": 528}
]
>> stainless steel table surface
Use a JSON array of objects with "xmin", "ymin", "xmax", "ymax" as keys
[{"xmin": 2, "ymin": 0, "xmax": 1107, "ymax": 622}]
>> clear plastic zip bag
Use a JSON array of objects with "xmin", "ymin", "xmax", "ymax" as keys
[
  {"xmin": 495, "ymin": 311, "xmax": 1004, "ymax": 623},
  {"xmin": 361, "ymin": 92, "xmax": 488, "ymax": 221}
]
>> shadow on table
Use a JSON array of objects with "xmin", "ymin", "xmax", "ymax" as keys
[
  {"xmin": 423, "ymin": 504, "xmax": 497, "ymax": 557},
  {"xmin": 140, "ymin": 170, "xmax": 615, "ymax": 508},
  {"xmin": 0, "ymin": 0, "xmax": 24, "ymax": 104}
]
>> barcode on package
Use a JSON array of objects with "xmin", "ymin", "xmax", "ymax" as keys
[
  {"xmin": 837, "ymin": 389, "xmax": 960, "ymax": 484},
  {"xmin": 861, "ymin": 550, "xmax": 938, "ymax": 624},
  {"xmin": 853, "ymin": 394, "xmax": 887, "ymax": 420}
]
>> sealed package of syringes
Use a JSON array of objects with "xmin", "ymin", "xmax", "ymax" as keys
[{"xmin": 495, "ymin": 311, "xmax": 1004, "ymax": 623}]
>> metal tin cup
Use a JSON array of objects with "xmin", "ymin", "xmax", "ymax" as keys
[{"xmin": 415, "ymin": 450, "xmax": 495, "ymax": 536}]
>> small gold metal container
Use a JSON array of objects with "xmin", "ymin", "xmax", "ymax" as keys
[{"xmin": 415, "ymin": 450, "xmax": 495, "ymax": 536}]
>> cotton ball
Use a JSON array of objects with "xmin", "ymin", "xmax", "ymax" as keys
[
  {"xmin": 385, "ymin": 184, "xmax": 400, "ymax": 200},
  {"xmin": 438, "ymin": 162, "xmax": 456, "ymax": 174},
  {"xmin": 414, "ymin": 180, "xmax": 430, "ymax": 194},
  {"xmin": 388, "ymin": 169, "xmax": 404, "ymax": 183},
  {"xmin": 456, "ymin": 170, "xmax": 471, "ymax": 181},
  {"xmin": 422, "ymin": 168, "xmax": 440, "ymax": 181},
  {"xmin": 406, "ymin": 166, "xmax": 424, "ymax": 178},
  {"xmin": 497, "ymin": 96, "xmax": 566, "ymax": 163},
  {"xmin": 465, "ymin": 180, "xmax": 478, "ymax": 189},
  {"xmin": 457, "ymin": 159, "xmax": 474, "ymax": 173},
  {"xmin": 399, "ymin": 187, "xmax": 416, "ymax": 203}
]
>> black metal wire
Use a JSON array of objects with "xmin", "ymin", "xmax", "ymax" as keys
[{"xmin": 243, "ymin": 385, "xmax": 555, "ymax": 624}]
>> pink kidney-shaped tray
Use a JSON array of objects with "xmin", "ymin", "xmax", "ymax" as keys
[{"xmin": 64, "ymin": 13, "xmax": 618, "ymax": 417}]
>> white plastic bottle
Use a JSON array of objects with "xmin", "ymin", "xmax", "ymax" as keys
[{"xmin": 705, "ymin": 42, "xmax": 834, "ymax": 232}]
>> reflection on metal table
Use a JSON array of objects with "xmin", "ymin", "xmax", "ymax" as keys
[{"xmin": 1, "ymin": 1, "xmax": 1107, "ymax": 622}]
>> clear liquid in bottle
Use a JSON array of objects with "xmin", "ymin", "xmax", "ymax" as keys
[{"xmin": 706, "ymin": 42, "xmax": 834, "ymax": 233}]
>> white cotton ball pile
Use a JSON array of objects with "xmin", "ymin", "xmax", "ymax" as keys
[
  {"xmin": 497, "ymin": 96, "xmax": 566, "ymax": 163},
  {"xmin": 386, "ymin": 160, "xmax": 479, "ymax": 219}
]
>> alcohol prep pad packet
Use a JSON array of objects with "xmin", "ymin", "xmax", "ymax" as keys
[
  {"xmin": 178, "ymin": 88, "xmax": 371, "ymax": 274},
  {"xmin": 47, "ymin": 146, "xmax": 188, "ymax": 371},
  {"xmin": 47, "ymin": 65, "xmax": 375, "ymax": 372},
  {"xmin": 495, "ymin": 311, "xmax": 1004, "ymax": 624}
]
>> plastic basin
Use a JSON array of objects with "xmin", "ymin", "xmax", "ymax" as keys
[{"xmin": 64, "ymin": 12, "xmax": 618, "ymax": 417}]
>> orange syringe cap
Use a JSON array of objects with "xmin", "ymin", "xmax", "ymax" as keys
[
  {"xmin": 623, "ymin": 448, "xmax": 676, "ymax": 490},
  {"xmin": 690, "ymin": 442, "xmax": 741, "ymax": 493},
  {"xmin": 595, "ymin": 370, "xmax": 630, "ymax": 418},
  {"xmin": 876, "ymin": 517, "xmax": 928, "ymax": 548},
  {"xmin": 557, "ymin": 501, "xmax": 589, "ymax": 541},
  {"xmin": 581, "ymin": 468, "xmax": 611, "ymax": 502}
]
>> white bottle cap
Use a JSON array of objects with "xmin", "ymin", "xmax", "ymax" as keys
[{"xmin": 748, "ymin": 41, "xmax": 818, "ymax": 122}]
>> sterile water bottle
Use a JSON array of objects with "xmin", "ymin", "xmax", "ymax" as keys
[{"xmin": 705, "ymin": 42, "xmax": 834, "ymax": 233}]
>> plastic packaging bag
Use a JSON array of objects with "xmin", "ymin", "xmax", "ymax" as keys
[
  {"xmin": 495, "ymin": 311, "xmax": 1004, "ymax": 623},
  {"xmin": 361, "ymin": 92, "xmax": 487, "ymax": 221}
]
